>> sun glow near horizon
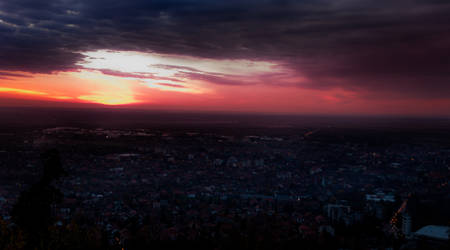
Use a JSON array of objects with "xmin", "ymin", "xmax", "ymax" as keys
[
  {"xmin": 0, "ymin": 87, "xmax": 47, "ymax": 96},
  {"xmin": 0, "ymin": 49, "xmax": 288, "ymax": 106},
  {"xmin": 77, "ymin": 93, "xmax": 138, "ymax": 105},
  {"xmin": 1, "ymin": 49, "xmax": 449, "ymax": 115}
]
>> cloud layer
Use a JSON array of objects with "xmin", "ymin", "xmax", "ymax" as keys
[{"xmin": 1, "ymin": 0, "xmax": 449, "ymax": 98}]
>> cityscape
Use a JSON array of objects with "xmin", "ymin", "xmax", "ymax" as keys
[
  {"xmin": 1, "ymin": 0, "xmax": 450, "ymax": 249},
  {"xmin": 0, "ymin": 109, "xmax": 449, "ymax": 249}
]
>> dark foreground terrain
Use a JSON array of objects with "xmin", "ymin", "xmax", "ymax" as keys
[{"xmin": 0, "ymin": 108, "xmax": 449, "ymax": 249}]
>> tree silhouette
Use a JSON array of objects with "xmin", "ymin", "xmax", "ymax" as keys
[{"xmin": 11, "ymin": 149, "xmax": 65, "ymax": 249}]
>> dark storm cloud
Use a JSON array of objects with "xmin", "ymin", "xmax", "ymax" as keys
[
  {"xmin": 1, "ymin": 0, "xmax": 449, "ymax": 97},
  {"xmin": 96, "ymin": 69, "xmax": 156, "ymax": 79},
  {"xmin": 152, "ymin": 64, "xmax": 203, "ymax": 74},
  {"xmin": 176, "ymin": 72, "xmax": 249, "ymax": 86},
  {"xmin": 157, "ymin": 83, "xmax": 186, "ymax": 89},
  {"xmin": 152, "ymin": 64, "xmax": 254, "ymax": 86},
  {"xmin": 94, "ymin": 69, "xmax": 187, "ymax": 83},
  {"xmin": 0, "ymin": 71, "xmax": 30, "ymax": 78}
]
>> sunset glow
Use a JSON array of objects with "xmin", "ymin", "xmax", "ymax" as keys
[
  {"xmin": 0, "ymin": 0, "xmax": 449, "ymax": 115},
  {"xmin": 0, "ymin": 87, "xmax": 47, "ymax": 96},
  {"xmin": 77, "ymin": 92, "xmax": 138, "ymax": 105},
  {"xmin": 1, "ymin": 2, "xmax": 450, "ymax": 248}
]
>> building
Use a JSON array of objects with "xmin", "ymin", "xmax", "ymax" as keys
[
  {"xmin": 401, "ymin": 213, "xmax": 412, "ymax": 237},
  {"xmin": 414, "ymin": 225, "xmax": 450, "ymax": 241},
  {"xmin": 325, "ymin": 204, "xmax": 351, "ymax": 223}
]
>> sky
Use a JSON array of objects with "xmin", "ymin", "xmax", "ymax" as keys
[{"xmin": 0, "ymin": 0, "xmax": 449, "ymax": 116}]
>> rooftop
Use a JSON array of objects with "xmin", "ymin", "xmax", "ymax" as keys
[{"xmin": 414, "ymin": 225, "xmax": 450, "ymax": 241}]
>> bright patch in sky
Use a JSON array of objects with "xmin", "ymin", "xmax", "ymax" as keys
[
  {"xmin": 0, "ymin": 51, "xmax": 293, "ymax": 107},
  {"xmin": 77, "ymin": 50, "xmax": 286, "ymax": 94},
  {"xmin": 79, "ymin": 50, "xmax": 280, "ymax": 76},
  {"xmin": 0, "ymin": 87, "xmax": 47, "ymax": 96},
  {"xmin": 78, "ymin": 92, "xmax": 137, "ymax": 105}
]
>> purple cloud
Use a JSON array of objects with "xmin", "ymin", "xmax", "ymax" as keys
[{"xmin": 0, "ymin": 0, "xmax": 449, "ymax": 98}]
